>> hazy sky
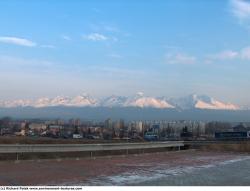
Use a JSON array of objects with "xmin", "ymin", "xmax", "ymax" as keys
[{"xmin": 0, "ymin": 0, "xmax": 250, "ymax": 106}]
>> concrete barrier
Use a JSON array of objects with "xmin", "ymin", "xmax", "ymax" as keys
[{"xmin": 0, "ymin": 141, "xmax": 184, "ymax": 153}]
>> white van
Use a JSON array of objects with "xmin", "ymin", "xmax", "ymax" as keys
[{"xmin": 73, "ymin": 134, "xmax": 83, "ymax": 139}]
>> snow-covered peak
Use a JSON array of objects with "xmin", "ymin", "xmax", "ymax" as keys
[
  {"xmin": 70, "ymin": 95, "xmax": 97, "ymax": 106},
  {"xmin": 125, "ymin": 94, "xmax": 175, "ymax": 109},
  {"xmin": 0, "ymin": 94, "xmax": 241, "ymax": 110},
  {"xmin": 1, "ymin": 99, "xmax": 32, "ymax": 108},
  {"xmin": 49, "ymin": 96, "xmax": 71, "ymax": 106},
  {"xmin": 34, "ymin": 97, "xmax": 51, "ymax": 107},
  {"xmin": 126, "ymin": 97, "xmax": 175, "ymax": 108},
  {"xmin": 195, "ymin": 99, "xmax": 239, "ymax": 110},
  {"xmin": 170, "ymin": 94, "xmax": 239, "ymax": 110},
  {"xmin": 100, "ymin": 95, "xmax": 128, "ymax": 107},
  {"xmin": 136, "ymin": 92, "xmax": 144, "ymax": 97}
]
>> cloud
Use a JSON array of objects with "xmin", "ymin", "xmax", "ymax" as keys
[
  {"xmin": 0, "ymin": 55, "xmax": 54, "ymax": 68},
  {"xmin": 61, "ymin": 35, "xmax": 71, "ymax": 41},
  {"xmin": 230, "ymin": 0, "xmax": 250, "ymax": 28},
  {"xmin": 207, "ymin": 46, "xmax": 250, "ymax": 62},
  {"xmin": 104, "ymin": 25, "xmax": 120, "ymax": 33},
  {"xmin": 241, "ymin": 46, "xmax": 250, "ymax": 59},
  {"xmin": 40, "ymin": 44, "xmax": 56, "ymax": 49},
  {"xmin": 0, "ymin": 36, "xmax": 55, "ymax": 49},
  {"xmin": 89, "ymin": 23, "xmax": 122, "ymax": 34},
  {"xmin": 165, "ymin": 53, "xmax": 196, "ymax": 64},
  {"xmin": 83, "ymin": 33, "xmax": 108, "ymax": 41},
  {"xmin": 230, "ymin": 0, "xmax": 250, "ymax": 20},
  {"xmin": 102, "ymin": 24, "xmax": 130, "ymax": 38},
  {"xmin": 0, "ymin": 36, "xmax": 36, "ymax": 47},
  {"xmin": 208, "ymin": 50, "xmax": 239, "ymax": 60}
]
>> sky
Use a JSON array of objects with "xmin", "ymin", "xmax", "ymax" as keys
[{"xmin": 0, "ymin": 0, "xmax": 250, "ymax": 106}]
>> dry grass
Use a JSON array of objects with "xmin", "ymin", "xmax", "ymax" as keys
[{"xmin": 198, "ymin": 142, "xmax": 250, "ymax": 152}]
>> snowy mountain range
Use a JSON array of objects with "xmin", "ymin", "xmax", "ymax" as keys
[
  {"xmin": 0, "ymin": 93, "xmax": 241, "ymax": 110},
  {"xmin": 168, "ymin": 94, "xmax": 239, "ymax": 110}
]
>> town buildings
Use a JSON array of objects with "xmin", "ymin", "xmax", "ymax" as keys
[{"xmin": 0, "ymin": 117, "xmax": 249, "ymax": 141}]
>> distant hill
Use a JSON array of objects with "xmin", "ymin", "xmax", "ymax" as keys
[{"xmin": 0, "ymin": 106, "xmax": 249, "ymax": 122}]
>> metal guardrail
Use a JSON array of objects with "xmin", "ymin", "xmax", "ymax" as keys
[{"xmin": 0, "ymin": 141, "xmax": 184, "ymax": 153}]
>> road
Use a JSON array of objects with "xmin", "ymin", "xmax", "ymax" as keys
[{"xmin": 0, "ymin": 141, "xmax": 184, "ymax": 153}]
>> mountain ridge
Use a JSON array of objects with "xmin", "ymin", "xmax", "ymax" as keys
[{"xmin": 0, "ymin": 93, "xmax": 241, "ymax": 110}]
